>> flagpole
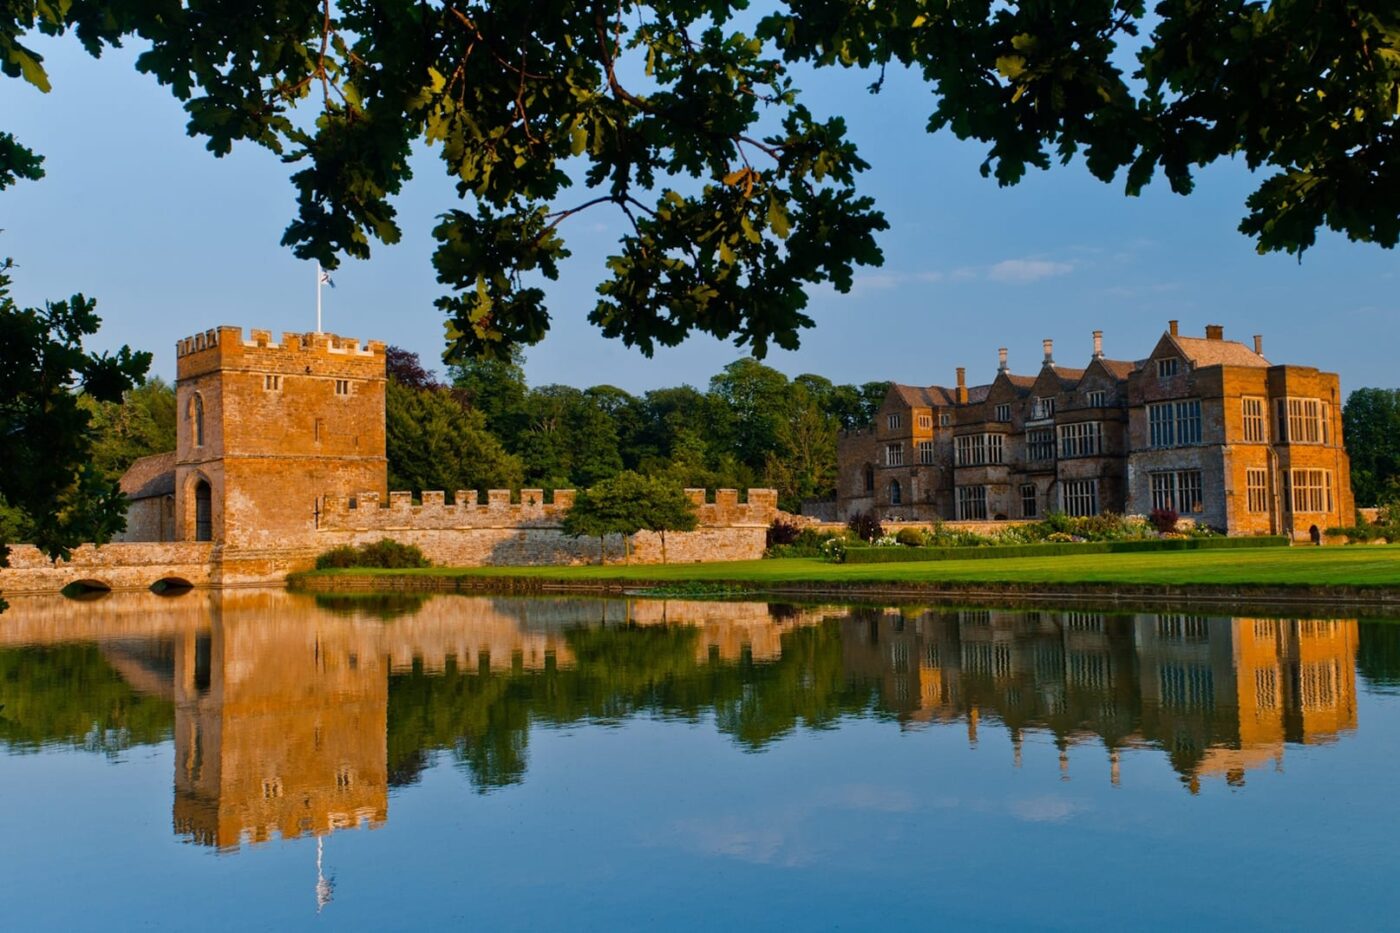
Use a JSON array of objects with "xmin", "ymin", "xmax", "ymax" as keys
[{"xmin": 316, "ymin": 262, "xmax": 323, "ymax": 334}]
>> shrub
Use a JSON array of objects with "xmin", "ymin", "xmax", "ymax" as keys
[
  {"xmin": 821, "ymin": 537, "xmax": 848, "ymax": 563},
  {"xmin": 1149, "ymin": 508, "xmax": 1179, "ymax": 534},
  {"xmin": 315, "ymin": 538, "xmax": 431, "ymax": 570},
  {"xmin": 847, "ymin": 511, "xmax": 884, "ymax": 542},
  {"xmin": 766, "ymin": 517, "xmax": 802, "ymax": 549},
  {"xmin": 895, "ymin": 527, "xmax": 925, "ymax": 547},
  {"xmin": 314, "ymin": 545, "xmax": 361, "ymax": 570}
]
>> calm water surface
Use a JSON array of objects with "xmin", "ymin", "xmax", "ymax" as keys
[{"xmin": 1, "ymin": 589, "xmax": 1398, "ymax": 930}]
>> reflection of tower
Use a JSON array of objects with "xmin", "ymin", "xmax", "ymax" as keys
[
  {"xmin": 172, "ymin": 593, "xmax": 388, "ymax": 850},
  {"xmin": 316, "ymin": 837, "xmax": 334, "ymax": 913}
]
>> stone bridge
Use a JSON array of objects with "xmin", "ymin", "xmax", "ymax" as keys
[{"xmin": 0, "ymin": 543, "xmax": 315, "ymax": 596}]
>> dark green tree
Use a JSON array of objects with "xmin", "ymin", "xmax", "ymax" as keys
[
  {"xmin": 8, "ymin": 2, "xmax": 1389, "ymax": 367},
  {"xmin": 565, "ymin": 470, "xmax": 698, "ymax": 562},
  {"xmin": 0, "ymin": 260, "xmax": 150, "ymax": 591},
  {"xmin": 708, "ymin": 358, "xmax": 792, "ymax": 473},
  {"xmin": 633, "ymin": 474, "xmax": 699, "ymax": 564},
  {"xmin": 81, "ymin": 377, "xmax": 177, "ymax": 482},
  {"xmin": 449, "ymin": 347, "xmax": 530, "ymax": 441},
  {"xmin": 385, "ymin": 380, "xmax": 523, "ymax": 496},
  {"xmin": 1344, "ymin": 388, "xmax": 1400, "ymax": 507}
]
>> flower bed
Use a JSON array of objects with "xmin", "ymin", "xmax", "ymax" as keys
[{"xmin": 842, "ymin": 535, "xmax": 1290, "ymax": 564}]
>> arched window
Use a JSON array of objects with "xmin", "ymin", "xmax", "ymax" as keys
[
  {"xmin": 864, "ymin": 464, "xmax": 875, "ymax": 492},
  {"xmin": 191, "ymin": 394, "xmax": 205, "ymax": 448},
  {"xmin": 889, "ymin": 480, "xmax": 902, "ymax": 506},
  {"xmin": 194, "ymin": 480, "xmax": 212, "ymax": 542}
]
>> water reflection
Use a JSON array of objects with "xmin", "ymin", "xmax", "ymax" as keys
[
  {"xmin": 0, "ymin": 591, "xmax": 1391, "ymax": 853},
  {"xmin": 845, "ymin": 609, "xmax": 1357, "ymax": 792}
]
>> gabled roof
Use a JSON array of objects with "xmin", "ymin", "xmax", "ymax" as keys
[
  {"xmin": 1095, "ymin": 358, "xmax": 1140, "ymax": 381},
  {"xmin": 890, "ymin": 383, "xmax": 957, "ymax": 407},
  {"xmin": 1052, "ymin": 367, "xmax": 1087, "ymax": 390},
  {"xmin": 967, "ymin": 384, "xmax": 993, "ymax": 404},
  {"xmin": 1170, "ymin": 335, "xmax": 1270, "ymax": 368},
  {"xmin": 1008, "ymin": 369, "xmax": 1041, "ymax": 389},
  {"xmin": 119, "ymin": 451, "xmax": 176, "ymax": 500}
]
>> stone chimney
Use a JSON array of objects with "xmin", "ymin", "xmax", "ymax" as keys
[
  {"xmin": 1254, "ymin": 334, "xmax": 1264, "ymax": 355},
  {"xmin": 1042, "ymin": 338, "xmax": 1054, "ymax": 367},
  {"xmin": 1205, "ymin": 324, "xmax": 1224, "ymax": 340},
  {"xmin": 956, "ymin": 367, "xmax": 968, "ymax": 405},
  {"xmin": 998, "ymin": 347, "xmax": 1008, "ymax": 373},
  {"xmin": 1168, "ymin": 319, "xmax": 1179, "ymax": 337},
  {"xmin": 1092, "ymin": 330, "xmax": 1104, "ymax": 359}
]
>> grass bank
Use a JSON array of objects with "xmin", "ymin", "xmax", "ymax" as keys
[{"xmin": 289, "ymin": 545, "xmax": 1400, "ymax": 607}]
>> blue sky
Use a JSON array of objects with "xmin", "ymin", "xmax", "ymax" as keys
[{"xmin": 2, "ymin": 34, "xmax": 1395, "ymax": 396}]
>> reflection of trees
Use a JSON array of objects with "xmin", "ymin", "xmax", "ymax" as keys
[
  {"xmin": 385, "ymin": 620, "xmax": 873, "ymax": 792},
  {"xmin": 313, "ymin": 593, "xmax": 428, "ymax": 621},
  {"xmin": 0, "ymin": 645, "xmax": 173, "ymax": 754},
  {"xmin": 1357, "ymin": 622, "xmax": 1400, "ymax": 694}
]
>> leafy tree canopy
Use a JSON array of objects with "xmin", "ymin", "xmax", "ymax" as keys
[
  {"xmin": 561, "ymin": 469, "xmax": 696, "ymax": 562},
  {"xmin": 0, "ymin": 260, "xmax": 150, "ymax": 575},
  {"xmin": 1343, "ymin": 387, "xmax": 1400, "ymax": 507},
  {"xmin": 81, "ymin": 377, "xmax": 177, "ymax": 482},
  {"xmin": 7, "ymin": 1, "xmax": 1394, "ymax": 364},
  {"xmin": 385, "ymin": 363, "xmax": 524, "ymax": 495}
]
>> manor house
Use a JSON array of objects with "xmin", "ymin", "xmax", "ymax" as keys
[{"xmin": 835, "ymin": 322, "xmax": 1353, "ymax": 538}]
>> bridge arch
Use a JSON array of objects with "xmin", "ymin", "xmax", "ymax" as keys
[
  {"xmin": 151, "ymin": 577, "xmax": 195, "ymax": 595},
  {"xmin": 62, "ymin": 579, "xmax": 112, "ymax": 600}
]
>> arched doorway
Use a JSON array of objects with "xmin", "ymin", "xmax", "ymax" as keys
[{"xmin": 194, "ymin": 480, "xmax": 212, "ymax": 542}]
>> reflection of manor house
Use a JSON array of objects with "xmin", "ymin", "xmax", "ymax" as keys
[
  {"xmin": 840, "ymin": 608, "xmax": 1357, "ymax": 790},
  {"xmin": 836, "ymin": 323, "xmax": 1353, "ymax": 537}
]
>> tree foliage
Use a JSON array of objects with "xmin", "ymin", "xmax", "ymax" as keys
[
  {"xmin": 0, "ymin": 260, "xmax": 150, "ymax": 576},
  {"xmin": 80, "ymin": 377, "xmax": 177, "ymax": 482},
  {"xmin": 385, "ymin": 369, "xmax": 523, "ymax": 496},
  {"xmin": 561, "ymin": 470, "xmax": 696, "ymax": 563},
  {"xmin": 1343, "ymin": 387, "xmax": 1400, "ymax": 507},
  {"xmin": 7, "ymin": 1, "xmax": 1392, "ymax": 368}
]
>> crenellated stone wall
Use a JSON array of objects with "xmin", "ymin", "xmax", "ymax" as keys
[
  {"xmin": 0, "ymin": 488, "xmax": 781, "ymax": 595},
  {"xmin": 317, "ymin": 487, "xmax": 779, "ymax": 567}
]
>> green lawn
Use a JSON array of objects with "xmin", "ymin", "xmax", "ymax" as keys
[{"xmin": 305, "ymin": 545, "xmax": 1400, "ymax": 588}]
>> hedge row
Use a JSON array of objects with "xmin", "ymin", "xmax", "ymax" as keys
[{"xmin": 843, "ymin": 536, "xmax": 1291, "ymax": 564}]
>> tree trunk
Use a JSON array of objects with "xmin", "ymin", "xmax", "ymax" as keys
[
  {"xmin": 599, "ymin": 535, "xmax": 606, "ymax": 565},
  {"xmin": 624, "ymin": 534, "xmax": 631, "ymax": 564},
  {"xmin": 660, "ymin": 529, "xmax": 668, "ymax": 564}
]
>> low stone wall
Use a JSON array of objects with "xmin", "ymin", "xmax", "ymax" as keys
[
  {"xmin": 313, "ymin": 485, "xmax": 777, "ymax": 567},
  {"xmin": 315, "ymin": 524, "xmax": 767, "ymax": 567}
]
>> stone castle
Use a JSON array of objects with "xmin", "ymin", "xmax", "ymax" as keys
[
  {"xmin": 1, "ymin": 325, "xmax": 777, "ymax": 595},
  {"xmin": 836, "ymin": 322, "xmax": 1353, "ymax": 538}
]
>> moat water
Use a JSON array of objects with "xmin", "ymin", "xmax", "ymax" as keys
[{"xmin": 1, "ymin": 589, "xmax": 1398, "ymax": 930}]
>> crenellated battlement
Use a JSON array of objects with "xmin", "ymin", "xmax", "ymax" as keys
[
  {"xmin": 320, "ymin": 488, "xmax": 778, "ymax": 532},
  {"xmin": 176, "ymin": 325, "xmax": 386, "ymax": 385},
  {"xmin": 176, "ymin": 325, "xmax": 385, "ymax": 359}
]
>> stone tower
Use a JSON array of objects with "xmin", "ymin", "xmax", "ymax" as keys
[{"xmin": 173, "ymin": 326, "xmax": 387, "ymax": 547}]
